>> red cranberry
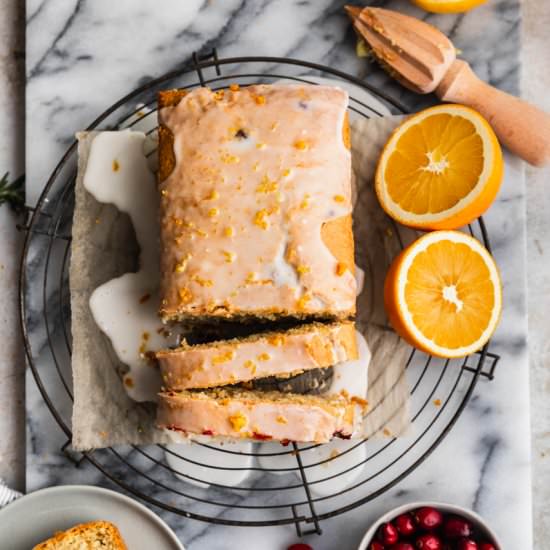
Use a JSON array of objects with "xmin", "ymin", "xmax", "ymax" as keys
[
  {"xmin": 415, "ymin": 534, "xmax": 442, "ymax": 550},
  {"xmin": 369, "ymin": 542, "xmax": 385, "ymax": 550},
  {"xmin": 395, "ymin": 513, "xmax": 416, "ymax": 536},
  {"xmin": 457, "ymin": 540, "xmax": 478, "ymax": 550},
  {"xmin": 287, "ymin": 544, "xmax": 313, "ymax": 550},
  {"xmin": 479, "ymin": 544, "xmax": 497, "ymax": 550},
  {"xmin": 414, "ymin": 507, "xmax": 443, "ymax": 530},
  {"xmin": 378, "ymin": 522, "xmax": 399, "ymax": 545},
  {"xmin": 443, "ymin": 516, "xmax": 473, "ymax": 539},
  {"xmin": 390, "ymin": 544, "xmax": 415, "ymax": 550}
]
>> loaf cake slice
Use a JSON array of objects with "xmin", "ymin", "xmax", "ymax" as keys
[
  {"xmin": 157, "ymin": 388, "xmax": 361, "ymax": 443},
  {"xmin": 33, "ymin": 521, "xmax": 127, "ymax": 550},
  {"xmin": 156, "ymin": 320, "xmax": 357, "ymax": 390},
  {"xmin": 157, "ymin": 84, "xmax": 355, "ymax": 324}
]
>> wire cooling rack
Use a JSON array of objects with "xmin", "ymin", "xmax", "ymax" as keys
[{"xmin": 19, "ymin": 51, "xmax": 501, "ymax": 536}]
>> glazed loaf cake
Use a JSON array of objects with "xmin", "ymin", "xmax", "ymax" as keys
[
  {"xmin": 157, "ymin": 320, "xmax": 357, "ymax": 390},
  {"xmin": 157, "ymin": 84, "xmax": 355, "ymax": 323},
  {"xmin": 158, "ymin": 388, "xmax": 360, "ymax": 443}
]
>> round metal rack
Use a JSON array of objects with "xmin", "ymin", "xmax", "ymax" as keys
[{"xmin": 19, "ymin": 51, "xmax": 500, "ymax": 536}]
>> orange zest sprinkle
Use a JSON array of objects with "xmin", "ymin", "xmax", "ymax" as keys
[
  {"xmin": 294, "ymin": 139, "xmax": 309, "ymax": 150},
  {"xmin": 268, "ymin": 334, "xmax": 285, "ymax": 347},
  {"xmin": 300, "ymin": 194, "xmax": 310, "ymax": 209},
  {"xmin": 222, "ymin": 250, "xmax": 236, "ymax": 263},
  {"xmin": 336, "ymin": 262, "xmax": 347, "ymax": 276},
  {"xmin": 220, "ymin": 153, "xmax": 240, "ymax": 164},
  {"xmin": 254, "ymin": 209, "xmax": 269, "ymax": 230},
  {"xmin": 178, "ymin": 287, "xmax": 193, "ymax": 304},
  {"xmin": 351, "ymin": 396, "xmax": 369, "ymax": 409},
  {"xmin": 256, "ymin": 176, "xmax": 278, "ymax": 193},
  {"xmin": 244, "ymin": 360, "xmax": 257, "ymax": 374},
  {"xmin": 245, "ymin": 272, "xmax": 273, "ymax": 286},
  {"xmin": 212, "ymin": 350, "xmax": 235, "ymax": 365},
  {"xmin": 174, "ymin": 254, "xmax": 191, "ymax": 273},
  {"xmin": 228, "ymin": 412, "xmax": 247, "ymax": 431},
  {"xmin": 296, "ymin": 294, "xmax": 312, "ymax": 310},
  {"xmin": 192, "ymin": 275, "xmax": 213, "ymax": 287}
]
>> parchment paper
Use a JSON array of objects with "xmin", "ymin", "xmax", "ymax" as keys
[{"xmin": 70, "ymin": 116, "xmax": 412, "ymax": 450}]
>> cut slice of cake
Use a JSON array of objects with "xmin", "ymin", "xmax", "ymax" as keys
[
  {"xmin": 156, "ymin": 320, "xmax": 357, "ymax": 390},
  {"xmin": 157, "ymin": 84, "xmax": 355, "ymax": 324},
  {"xmin": 33, "ymin": 521, "xmax": 127, "ymax": 550},
  {"xmin": 157, "ymin": 387, "xmax": 362, "ymax": 443}
]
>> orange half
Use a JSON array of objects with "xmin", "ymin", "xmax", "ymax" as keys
[
  {"xmin": 411, "ymin": 0, "xmax": 488, "ymax": 13},
  {"xmin": 376, "ymin": 104, "xmax": 503, "ymax": 231},
  {"xmin": 384, "ymin": 230, "xmax": 502, "ymax": 358}
]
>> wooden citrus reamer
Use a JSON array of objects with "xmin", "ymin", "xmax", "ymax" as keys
[{"xmin": 346, "ymin": 6, "xmax": 550, "ymax": 166}]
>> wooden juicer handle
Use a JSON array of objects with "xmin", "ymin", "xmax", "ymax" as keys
[{"xmin": 436, "ymin": 60, "xmax": 550, "ymax": 167}]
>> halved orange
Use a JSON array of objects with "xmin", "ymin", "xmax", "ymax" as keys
[
  {"xmin": 411, "ymin": 0, "xmax": 488, "ymax": 13},
  {"xmin": 384, "ymin": 230, "xmax": 502, "ymax": 358},
  {"xmin": 376, "ymin": 104, "xmax": 503, "ymax": 231}
]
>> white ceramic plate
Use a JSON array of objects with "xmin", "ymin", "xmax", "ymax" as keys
[{"xmin": 0, "ymin": 485, "xmax": 184, "ymax": 550}]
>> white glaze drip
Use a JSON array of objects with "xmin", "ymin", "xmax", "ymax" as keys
[
  {"xmin": 164, "ymin": 441, "xmax": 253, "ymax": 488},
  {"xmin": 328, "ymin": 329, "xmax": 370, "ymax": 399},
  {"xmin": 84, "ymin": 130, "xmax": 178, "ymax": 402},
  {"xmin": 257, "ymin": 438, "xmax": 367, "ymax": 497}
]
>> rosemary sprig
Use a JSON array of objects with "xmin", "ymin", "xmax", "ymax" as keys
[{"xmin": 0, "ymin": 172, "xmax": 25, "ymax": 214}]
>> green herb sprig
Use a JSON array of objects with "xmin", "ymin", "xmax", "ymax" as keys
[{"xmin": 0, "ymin": 172, "xmax": 25, "ymax": 214}]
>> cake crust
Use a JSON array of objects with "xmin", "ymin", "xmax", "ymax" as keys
[{"xmin": 157, "ymin": 84, "xmax": 355, "ymax": 323}]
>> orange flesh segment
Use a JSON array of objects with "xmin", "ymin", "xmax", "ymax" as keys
[
  {"xmin": 404, "ymin": 240, "xmax": 495, "ymax": 349},
  {"xmin": 385, "ymin": 114, "xmax": 484, "ymax": 215}
]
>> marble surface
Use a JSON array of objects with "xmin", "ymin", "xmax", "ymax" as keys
[
  {"xmin": 0, "ymin": 0, "xmax": 26, "ymax": 494},
  {"xmin": 0, "ymin": 0, "xmax": 547, "ymax": 547},
  {"xmin": 523, "ymin": 1, "xmax": 550, "ymax": 544}
]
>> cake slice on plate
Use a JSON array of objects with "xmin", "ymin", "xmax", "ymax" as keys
[{"xmin": 33, "ymin": 521, "xmax": 127, "ymax": 550}]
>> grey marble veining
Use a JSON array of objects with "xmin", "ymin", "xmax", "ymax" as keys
[{"xmin": 25, "ymin": 1, "xmax": 529, "ymax": 549}]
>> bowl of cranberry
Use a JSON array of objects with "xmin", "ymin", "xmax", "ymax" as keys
[{"xmin": 357, "ymin": 502, "xmax": 502, "ymax": 550}]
